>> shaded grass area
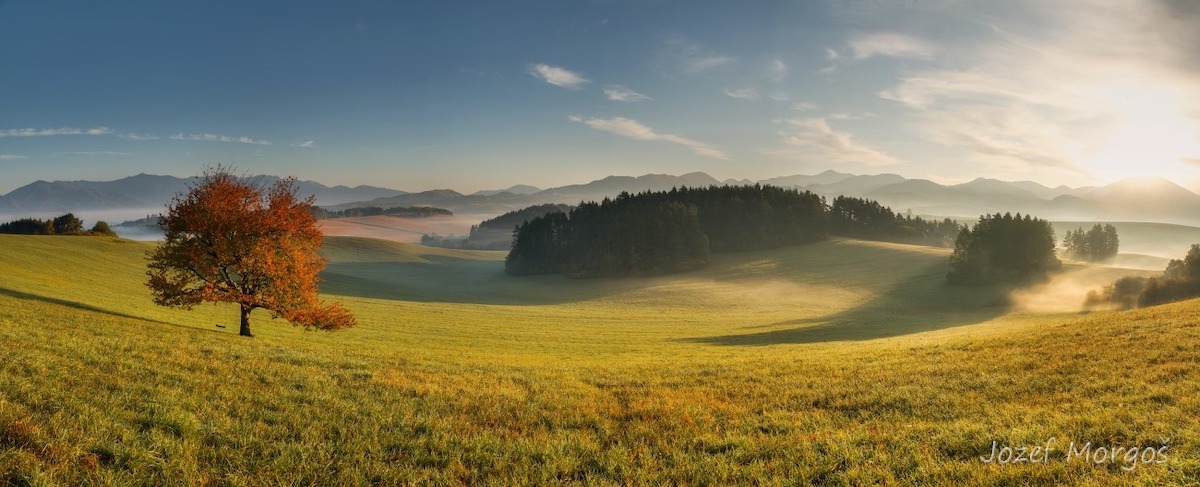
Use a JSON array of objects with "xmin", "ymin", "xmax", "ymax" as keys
[
  {"xmin": 686, "ymin": 259, "xmax": 1016, "ymax": 345},
  {"xmin": 1, "ymin": 234, "xmax": 1198, "ymax": 484}
]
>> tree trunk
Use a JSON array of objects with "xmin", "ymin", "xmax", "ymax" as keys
[{"xmin": 239, "ymin": 305, "xmax": 253, "ymax": 337}]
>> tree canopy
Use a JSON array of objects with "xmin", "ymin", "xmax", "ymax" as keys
[
  {"xmin": 146, "ymin": 167, "xmax": 355, "ymax": 337},
  {"xmin": 1086, "ymin": 243, "xmax": 1200, "ymax": 309},
  {"xmin": 947, "ymin": 212, "xmax": 1061, "ymax": 284},
  {"xmin": 829, "ymin": 196, "xmax": 961, "ymax": 247},
  {"xmin": 505, "ymin": 185, "xmax": 826, "ymax": 278},
  {"xmin": 1063, "ymin": 224, "xmax": 1119, "ymax": 263},
  {"xmin": 0, "ymin": 213, "xmax": 113, "ymax": 236}
]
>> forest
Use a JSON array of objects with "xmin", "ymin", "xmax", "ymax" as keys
[
  {"xmin": 506, "ymin": 185, "xmax": 834, "ymax": 277},
  {"xmin": 505, "ymin": 187, "xmax": 976, "ymax": 278},
  {"xmin": 829, "ymin": 196, "xmax": 963, "ymax": 247}
]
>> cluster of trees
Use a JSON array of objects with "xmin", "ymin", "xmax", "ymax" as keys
[
  {"xmin": 829, "ymin": 196, "xmax": 962, "ymax": 247},
  {"xmin": 423, "ymin": 204, "xmax": 572, "ymax": 250},
  {"xmin": 1086, "ymin": 244, "xmax": 1200, "ymax": 309},
  {"xmin": 506, "ymin": 185, "xmax": 827, "ymax": 277},
  {"xmin": 0, "ymin": 213, "xmax": 115, "ymax": 236},
  {"xmin": 1063, "ymin": 224, "xmax": 1119, "ymax": 262},
  {"xmin": 947, "ymin": 213, "xmax": 1061, "ymax": 284},
  {"xmin": 310, "ymin": 206, "xmax": 451, "ymax": 219}
]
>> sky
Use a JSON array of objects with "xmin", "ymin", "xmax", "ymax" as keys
[{"xmin": 2, "ymin": 0, "xmax": 1199, "ymax": 195}]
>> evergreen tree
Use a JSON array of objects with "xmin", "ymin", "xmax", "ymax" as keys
[{"xmin": 947, "ymin": 213, "xmax": 1060, "ymax": 284}]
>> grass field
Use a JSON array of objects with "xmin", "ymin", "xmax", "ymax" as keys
[{"xmin": 1, "ymin": 234, "xmax": 1197, "ymax": 484}]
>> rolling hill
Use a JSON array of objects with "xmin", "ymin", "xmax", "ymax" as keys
[{"xmin": 1, "ymin": 233, "xmax": 1192, "ymax": 483}]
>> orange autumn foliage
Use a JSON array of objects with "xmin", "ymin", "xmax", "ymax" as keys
[{"xmin": 146, "ymin": 167, "xmax": 355, "ymax": 336}]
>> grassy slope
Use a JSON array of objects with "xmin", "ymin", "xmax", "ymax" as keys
[{"xmin": 0, "ymin": 235, "xmax": 1196, "ymax": 485}]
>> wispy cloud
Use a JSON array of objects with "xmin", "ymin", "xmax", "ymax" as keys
[
  {"xmin": 792, "ymin": 102, "xmax": 819, "ymax": 111},
  {"xmin": 0, "ymin": 154, "xmax": 27, "ymax": 161},
  {"xmin": 0, "ymin": 127, "xmax": 111, "ymax": 137},
  {"xmin": 169, "ymin": 133, "xmax": 273, "ymax": 145},
  {"xmin": 829, "ymin": 112, "xmax": 875, "ymax": 120},
  {"xmin": 529, "ymin": 63, "xmax": 590, "ymax": 90},
  {"xmin": 569, "ymin": 115, "xmax": 727, "ymax": 159},
  {"xmin": 685, "ymin": 55, "xmax": 734, "ymax": 73},
  {"xmin": 767, "ymin": 59, "xmax": 789, "ymax": 82},
  {"xmin": 120, "ymin": 133, "xmax": 160, "ymax": 141},
  {"xmin": 870, "ymin": 1, "xmax": 1200, "ymax": 179},
  {"xmin": 723, "ymin": 88, "xmax": 760, "ymax": 100},
  {"xmin": 57, "ymin": 151, "xmax": 134, "ymax": 156},
  {"xmin": 604, "ymin": 85, "xmax": 652, "ymax": 102},
  {"xmin": 298, "ymin": 140, "xmax": 316, "ymax": 148},
  {"xmin": 778, "ymin": 118, "xmax": 898, "ymax": 165},
  {"xmin": 660, "ymin": 37, "xmax": 735, "ymax": 74},
  {"xmin": 848, "ymin": 33, "xmax": 937, "ymax": 60}
]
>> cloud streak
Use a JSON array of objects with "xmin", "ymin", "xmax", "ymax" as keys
[
  {"xmin": 604, "ymin": 85, "xmax": 651, "ymax": 102},
  {"xmin": 661, "ymin": 37, "xmax": 735, "ymax": 74},
  {"xmin": 120, "ymin": 133, "xmax": 161, "ymax": 141},
  {"xmin": 569, "ymin": 115, "xmax": 727, "ymax": 159},
  {"xmin": 778, "ymin": 118, "xmax": 898, "ymax": 166},
  {"xmin": 57, "ymin": 151, "xmax": 134, "ymax": 157},
  {"xmin": 724, "ymin": 88, "xmax": 760, "ymax": 100},
  {"xmin": 0, "ymin": 154, "xmax": 27, "ymax": 161},
  {"xmin": 169, "ymin": 133, "xmax": 273, "ymax": 145},
  {"xmin": 529, "ymin": 63, "xmax": 590, "ymax": 90},
  {"xmin": 0, "ymin": 127, "xmax": 111, "ymax": 137},
  {"xmin": 848, "ymin": 33, "xmax": 937, "ymax": 60}
]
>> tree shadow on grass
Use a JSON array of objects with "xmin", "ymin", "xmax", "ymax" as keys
[
  {"xmin": 683, "ymin": 261, "xmax": 1023, "ymax": 345},
  {"xmin": 0, "ymin": 286, "xmax": 178, "ymax": 327}
]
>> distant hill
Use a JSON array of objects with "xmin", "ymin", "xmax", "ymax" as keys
[
  {"xmin": 805, "ymin": 173, "xmax": 907, "ymax": 196},
  {"xmin": 1089, "ymin": 177, "xmax": 1200, "ymax": 218},
  {"xmin": 760, "ymin": 170, "xmax": 853, "ymax": 187},
  {"xmin": 0, "ymin": 173, "xmax": 406, "ymax": 213},
  {"xmin": 8, "ymin": 170, "xmax": 1200, "ymax": 227},
  {"xmin": 472, "ymin": 184, "xmax": 542, "ymax": 196}
]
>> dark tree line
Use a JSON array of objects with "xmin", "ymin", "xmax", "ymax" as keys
[
  {"xmin": 1063, "ymin": 224, "xmax": 1119, "ymax": 263},
  {"xmin": 829, "ymin": 196, "xmax": 962, "ymax": 247},
  {"xmin": 310, "ymin": 206, "xmax": 452, "ymax": 219},
  {"xmin": 947, "ymin": 213, "xmax": 1061, "ymax": 284},
  {"xmin": 506, "ymin": 185, "xmax": 827, "ymax": 278},
  {"xmin": 0, "ymin": 213, "xmax": 115, "ymax": 236},
  {"xmin": 1086, "ymin": 244, "xmax": 1200, "ymax": 309}
]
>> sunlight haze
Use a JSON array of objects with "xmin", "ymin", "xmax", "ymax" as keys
[{"xmin": 1, "ymin": 0, "xmax": 1198, "ymax": 192}]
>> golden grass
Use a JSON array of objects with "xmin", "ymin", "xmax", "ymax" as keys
[{"xmin": 0, "ymin": 235, "xmax": 1196, "ymax": 485}]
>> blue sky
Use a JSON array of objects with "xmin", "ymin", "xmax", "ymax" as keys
[{"xmin": 2, "ymin": 0, "xmax": 1199, "ymax": 194}]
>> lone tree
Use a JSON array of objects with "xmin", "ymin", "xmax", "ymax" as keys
[{"xmin": 146, "ymin": 167, "xmax": 355, "ymax": 337}]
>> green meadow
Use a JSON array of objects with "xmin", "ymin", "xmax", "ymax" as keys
[{"xmin": 1, "ymin": 234, "xmax": 1198, "ymax": 485}]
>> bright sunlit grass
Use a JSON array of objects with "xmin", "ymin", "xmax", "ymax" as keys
[{"xmin": 0, "ymin": 235, "xmax": 1197, "ymax": 484}]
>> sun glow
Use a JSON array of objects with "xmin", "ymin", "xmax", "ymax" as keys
[{"xmin": 1083, "ymin": 83, "xmax": 1200, "ymax": 185}]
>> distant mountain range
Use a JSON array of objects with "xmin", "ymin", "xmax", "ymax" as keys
[
  {"xmin": 4, "ymin": 170, "xmax": 1200, "ymax": 226},
  {"xmin": 0, "ymin": 173, "xmax": 405, "ymax": 213}
]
